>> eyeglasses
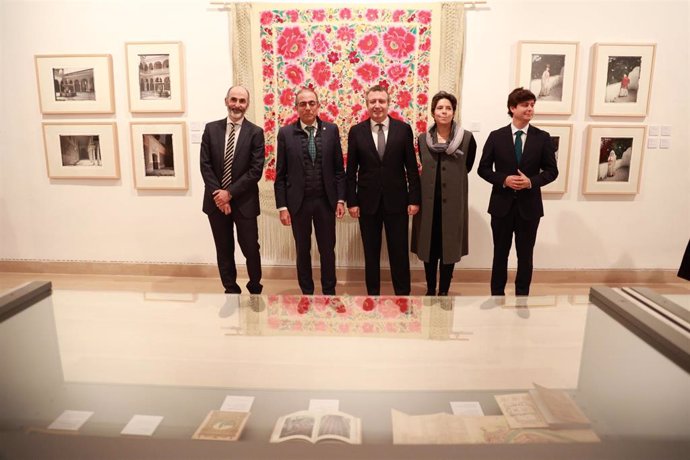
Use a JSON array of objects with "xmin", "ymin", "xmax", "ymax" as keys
[{"xmin": 297, "ymin": 101, "xmax": 318, "ymax": 108}]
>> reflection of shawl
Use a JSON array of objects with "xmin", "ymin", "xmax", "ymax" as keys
[{"xmin": 425, "ymin": 121, "xmax": 465, "ymax": 158}]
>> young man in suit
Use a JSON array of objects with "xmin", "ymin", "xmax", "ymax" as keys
[
  {"xmin": 347, "ymin": 85, "xmax": 421, "ymax": 295},
  {"xmin": 200, "ymin": 85, "xmax": 265, "ymax": 294},
  {"xmin": 478, "ymin": 87, "xmax": 558, "ymax": 296},
  {"xmin": 274, "ymin": 88, "xmax": 346, "ymax": 295}
]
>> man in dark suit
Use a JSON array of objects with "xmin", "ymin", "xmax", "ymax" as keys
[
  {"xmin": 347, "ymin": 85, "xmax": 421, "ymax": 295},
  {"xmin": 274, "ymin": 88, "xmax": 346, "ymax": 295},
  {"xmin": 478, "ymin": 87, "xmax": 558, "ymax": 296},
  {"xmin": 200, "ymin": 85, "xmax": 265, "ymax": 294}
]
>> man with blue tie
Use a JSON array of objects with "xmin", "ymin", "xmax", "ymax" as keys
[
  {"xmin": 200, "ymin": 85, "xmax": 265, "ymax": 294},
  {"xmin": 274, "ymin": 88, "xmax": 346, "ymax": 295},
  {"xmin": 478, "ymin": 87, "xmax": 558, "ymax": 296}
]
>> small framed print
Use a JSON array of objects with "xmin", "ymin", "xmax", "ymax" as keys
[
  {"xmin": 589, "ymin": 43, "xmax": 656, "ymax": 117},
  {"xmin": 35, "ymin": 54, "xmax": 114, "ymax": 114},
  {"xmin": 516, "ymin": 41, "xmax": 579, "ymax": 115},
  {"xmin": 130, "ymin": 122, "xmax": 188, "ymax": 190},
  {"xmin": 125, "ymin": 42, "xmax": 185, "ymax": 113},
  {"xmin": 533, "ymin": 123, "xmax": 573, "ymax": 194},
  {"xmin": 42, "ymin": 122, "xmax": 120, "ymax": 179},
  {"xmin": 583, "ymin": 125, "xmax": 646, "ymax": 195}
]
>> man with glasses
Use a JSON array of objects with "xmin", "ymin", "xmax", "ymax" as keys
[
  {"xmin": 274, "ymin": 88, "xmax": 346, "ymax": 295},
  {"xmin": 200, "ymin": 85, "xmax": 265, "ymax": 294}
]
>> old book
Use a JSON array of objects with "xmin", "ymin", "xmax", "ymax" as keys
[
  {"xmin": 269, "ymin": 410, "xmax": 361, "ymax": 444},
  {"xmin": 496, "ymin": 384, "xmax": 591, "ymax": 429},
  {"xmin": 192, "ymin": 410, "xmax": 250, "ymax": 441}
]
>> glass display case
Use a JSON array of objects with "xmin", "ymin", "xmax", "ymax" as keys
[{"xmin": 1, "ymin": 282, "xmax": 688, "ymax": 459}]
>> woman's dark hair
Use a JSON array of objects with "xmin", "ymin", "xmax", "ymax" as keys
[
  {"xmin": 507, "ymin": 87, "xmax": 536, "ymax": 116},
  {"xmin": 431, "ymin": 91, "xmax": 457, "ymax": 115}
]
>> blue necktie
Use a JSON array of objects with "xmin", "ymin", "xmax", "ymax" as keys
[
  {"xmin": 306, "ymin": 126, "xmax": 316, "ymax": 162},
  {"xmin": 514, "ymin": 130, "xmax": 524, "ymax": 164}
]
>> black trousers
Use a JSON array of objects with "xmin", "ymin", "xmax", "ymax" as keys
[
  {"xmin": 359, "ymin": 207, "xmax": 411, "ymax": 296},
  {"xmin": 291, "ymin": 196, "xmax": 337, "ymax": 295},
  {"xmin": 489, "ymin": 203, "xmax": 540, "ymax": 296},
  {"xmin": 208, "ymin": 210, "xmax": 263, "ymax": 294}
]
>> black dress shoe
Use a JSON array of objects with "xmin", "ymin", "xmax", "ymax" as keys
[{"xmin": 425, "ymin": 290, "xmax": 436, "ymax": 296}]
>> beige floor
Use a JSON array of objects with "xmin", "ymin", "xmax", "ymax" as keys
[{"xmin": 1, "ymin": 271, "xmax": 688, "ymax": 296}]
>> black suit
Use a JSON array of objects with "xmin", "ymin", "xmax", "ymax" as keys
[
  {"xmin": 274, "ymin": 118, "xmax": 346, "ymax": 294},
  {"xmin": 200, "ymin": 117, "xmax": 264, "ymax": 294},
  {"xmin": 346, "ymin": 117, "xmax": 421, "ymax": 295},
  {"xmin": 478, "ymin": 124, "xmax": 558, "ymax": 296}
]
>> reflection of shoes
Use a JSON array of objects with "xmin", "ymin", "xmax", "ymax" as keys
[
  {"xmin": 480, "ymin": 297, "xmax": 505, "ymax": 309},
  {"xmin": 248, "ymin": 295, "xmax": 265, "ymax": 312},
  {"xmin": 438, "ymin": 292, "xmax": 448, "ymax": 296},
  {"xmin": 219, "ymin": 295, "xmax": 239, "ymax": 317},
  {"xmin": 425, "ymin": 290, "xmax": 436, "ymax": 296},
  {"xmin": 515, "ymin": 305, "xmax": 530, "ymax": 319}
]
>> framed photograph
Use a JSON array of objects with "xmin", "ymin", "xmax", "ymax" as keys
[
  {"xmin": 589, "ymin": 43, "xmax": 656, "ymax": 117},
  {"xmin": 125, "ymin": 42, "xmax": 185, "ymax": 113},
  {"xmin": 35, "ymin": 54, "xmax": 114, "ymax": 114},
  {"xmin": 42, "ymin": 122, "xmax": 120, "ymax": 179},
  {"xmin": 130, "ymin": 122, "xmax": 188, "ymax": 190},
  {"xmin": 516, "ymin": 41, "xmax": 579, "ymax": 115},
  {"xmin": 583, "ymin": 125, "xmax": 646, "ymax": 195},
  {"xmin": 533, "ymin": 123, "xmax": 573, "ymax": 194}
]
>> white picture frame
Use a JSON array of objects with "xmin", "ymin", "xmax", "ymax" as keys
[
  {"xmin": 125, "ymin": 42, "xmax": 185, "ymax": 113},
  {"xmin": 130, "ymin": 121, "xmax": 188, "ymax": 190}
]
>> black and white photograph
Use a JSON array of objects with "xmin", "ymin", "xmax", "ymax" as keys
[
  {"xmin": 126, "ymin": 42, "xmax": 185, "ymax": 113},
  {"xmin": 516, "ymin": 41, "xmax": 579, "ymax": 115},
  {"xmin": 130, "ymin": 122, "xmax": 188, "ymax": 190},
  {"xmin": 141, "ymin": 133, "xmax": 175, "ymax": 176},
  {"xmin": 35, "ymin": 54, "xmax": 114, "ymax": 114},
  {"xmin": 589, "ymin": 43, "xmax": 656, "ymax": 116},
  {"xmin": 530, "ymin": 54, "xmax": 566, "ymax": 102},
  {"xmin": 53, "ymin": 67, "xmax": 96, "ymax": 101},
  {"xmin": 59, "ymin": 135, "xmax": 101, "ymax": 167},
  {"xmin": 584, "ymin": 125, "xmax": 646, "ymax": 194},
  {"xmin": 138, "ymin": 54, "xmax": 171, "ymax": 100},
  {"xmin": 533, "ymin": 123, "xmax": 572, "ymax": 194},
  {"xmin": 42, "ymin": 122, "xmax": 119, "ymax": 179}
]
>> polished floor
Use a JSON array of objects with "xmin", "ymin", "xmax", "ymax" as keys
[{"xmin": 1, "ymin": 271, "xmax": 688, "ymax": 297}]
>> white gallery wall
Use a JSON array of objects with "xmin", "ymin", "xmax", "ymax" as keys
[{"xmin": 1, "ymin": 0, "xmax": 688, "ymax": 271}]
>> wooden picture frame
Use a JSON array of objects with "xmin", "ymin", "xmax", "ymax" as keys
[
  {"xmin": 532, "ymin": 123, "xmax": 573, "ymax": 194},
  {"xmin": 125, "ymin": 42, "xmax": 185, "ymax": 113},
  {"xmin": 583, "ymin": 125, "xmax": 646, "ymax": 195},
  {"xmin": 42, "ymin": 122, "xmax": 120, "ymax": 179},
  {"xmin": 35, "ymin": 54, "xmax": 114, "ymax": 114},
  {"xmin": 589, "ymin": 43, "xmax": 656, "ymax": 117},
  {"xmin": 516, "ymin": 41, "xmax": 579, "ymax": 115},
  {"xmin": 130, "ymin": 122, "xmax": 188, "ymax": 190}
]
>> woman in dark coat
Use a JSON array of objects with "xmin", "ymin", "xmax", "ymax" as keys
[{"xmin": 411, "ymin": 91, "xmax": 476, "ymax": 295}]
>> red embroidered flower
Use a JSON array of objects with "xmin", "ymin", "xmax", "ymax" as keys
[
  {"xmin": 263, "ymin": 93, "xmax": 274, "ymax": 105},
  {"xmin": 396, "ymin": 90, "xmax": 412, "ymax": 108},
  {"xmin": 419, "ymin": 38, "xmax": 431, "ymax": 52},
  {"xmin": 260, "ymin": 11, "xmax": 274, "ymax": 25},
  {"xmin": 264, "ymin": 118, "xmax": 275, "ymax": 132},
  {"xmin": 356, "ymin": 63, "xmax": 381, "ymax": 83},
  {"xmin": 277, "ymin": 27, "xmax": 307, "ymax": 60},
  {"xmin": 357, "ymin": 34, "xmax": 379, "ymax": 55},
  {"xmin": 392, "ymin": 10, "xmax": 405, "ymax": 22},
  {"xmin": 312, "ymin": 33, "xmax": 330, "ymax": 54},
  {"xmin": 328, "ymin": 79, "xmax": 340, "ymax": 91},
  {"xmin": 261, "ymin": 38, "xmax": 272, "ymax": 52},
  {"xmin": 362, "ymin": 297, "xmax": 376, "ymax": 311},
  {"xmin": 418, "ymin": 11, "xmax": 431, "ymax": 24},
  {"xmin": 283, "ymin": 113, "xmax": 299, "ymax": 125},
  {"xmin": 285, "ymin": 64, "xmax": 304, "ymax": 86},
  {"xmin": 418, "ymin": 64, "xmax": 429, "ymax": 77},
  {"xmin": 320, "ymin": 112, "xmax": 335, "ymax": 123},
  {"xmin": 377, "ymin": 79, "xmax": 390, "ymax": 90},
  {"xmin": 365, "ymin": 9, "xmax": 379, "ymax": 21},
  {"xmin": 312, "ymin": 9, "xmax": 326, "ymax": 21},
  {"xmin": 417, "ymin": 93, "xmax": 428, "ymax": 105},
  {"xmin": 395, "ymin": 297, "xmax": 409, "ymax": 313},
  {"xmin": 337, "ymin": 26, "xmax": 355, "ymax": 42},
  {"xmin": 335, "ymin": 304, "xmax": 347, "ymax": 314},
  {"xmin": 351, "ymin": 103, "xmax": 362, "ymax": 114},
  {"xmin": 339, "ymin": 8, "xmax": 352, "ymax": 20},
  {"xmin": 383, "ymin": 27, "xmax": 415, "ymax": 59},
  {"xmin": 264, "ymin": 144, "xmax": 274, "ymax": 158},
  {"xmin": 262, "ymin": 64, "xmax": 273, "ymax": 79},
  {"xmin": 286, "ymin": 9, "xmax": 298, "ymax": 22},
  {"xmin": 347, "ymin": 50, "xmax": 360, "ymax": 64},
  {"xmin": 327, "ymin": 52, "xmax": 339, "ymax": 64},
  {"xmin": 387, "ymin": 64, "xmax": 408, "ymax": 82},
  {"xmin": 264, "ymin": 168, "xmax": 276, "ymax": 181},
  {"xmin": 389, "ymin": 109, "xmax": 405, "ymax": 121},
  {"xmin": 327, "ymin": 103, "xmax": 339, "ymax": 117},
  {"xmin": 297, "ymin": 296, "xmax": 310, "ymax": 314},
  {"xmin": 416, "ymin": 120, "xmax": 428, "ymax": 133},
  {"xmin": 311, "ymin": 61, "xmax": 331, "ymax": 87},
  {"xmin": 351, "ymin": 78, "xmax": 363, "ymax": 92},
  {"xmin": 279, "ymin": 88, "xmax": 295, "ymax": 107}
]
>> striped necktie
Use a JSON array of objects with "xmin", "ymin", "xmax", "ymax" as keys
[{"xmin": 221, "ymin": 123, "xmax": 236, "ymax": 189}]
